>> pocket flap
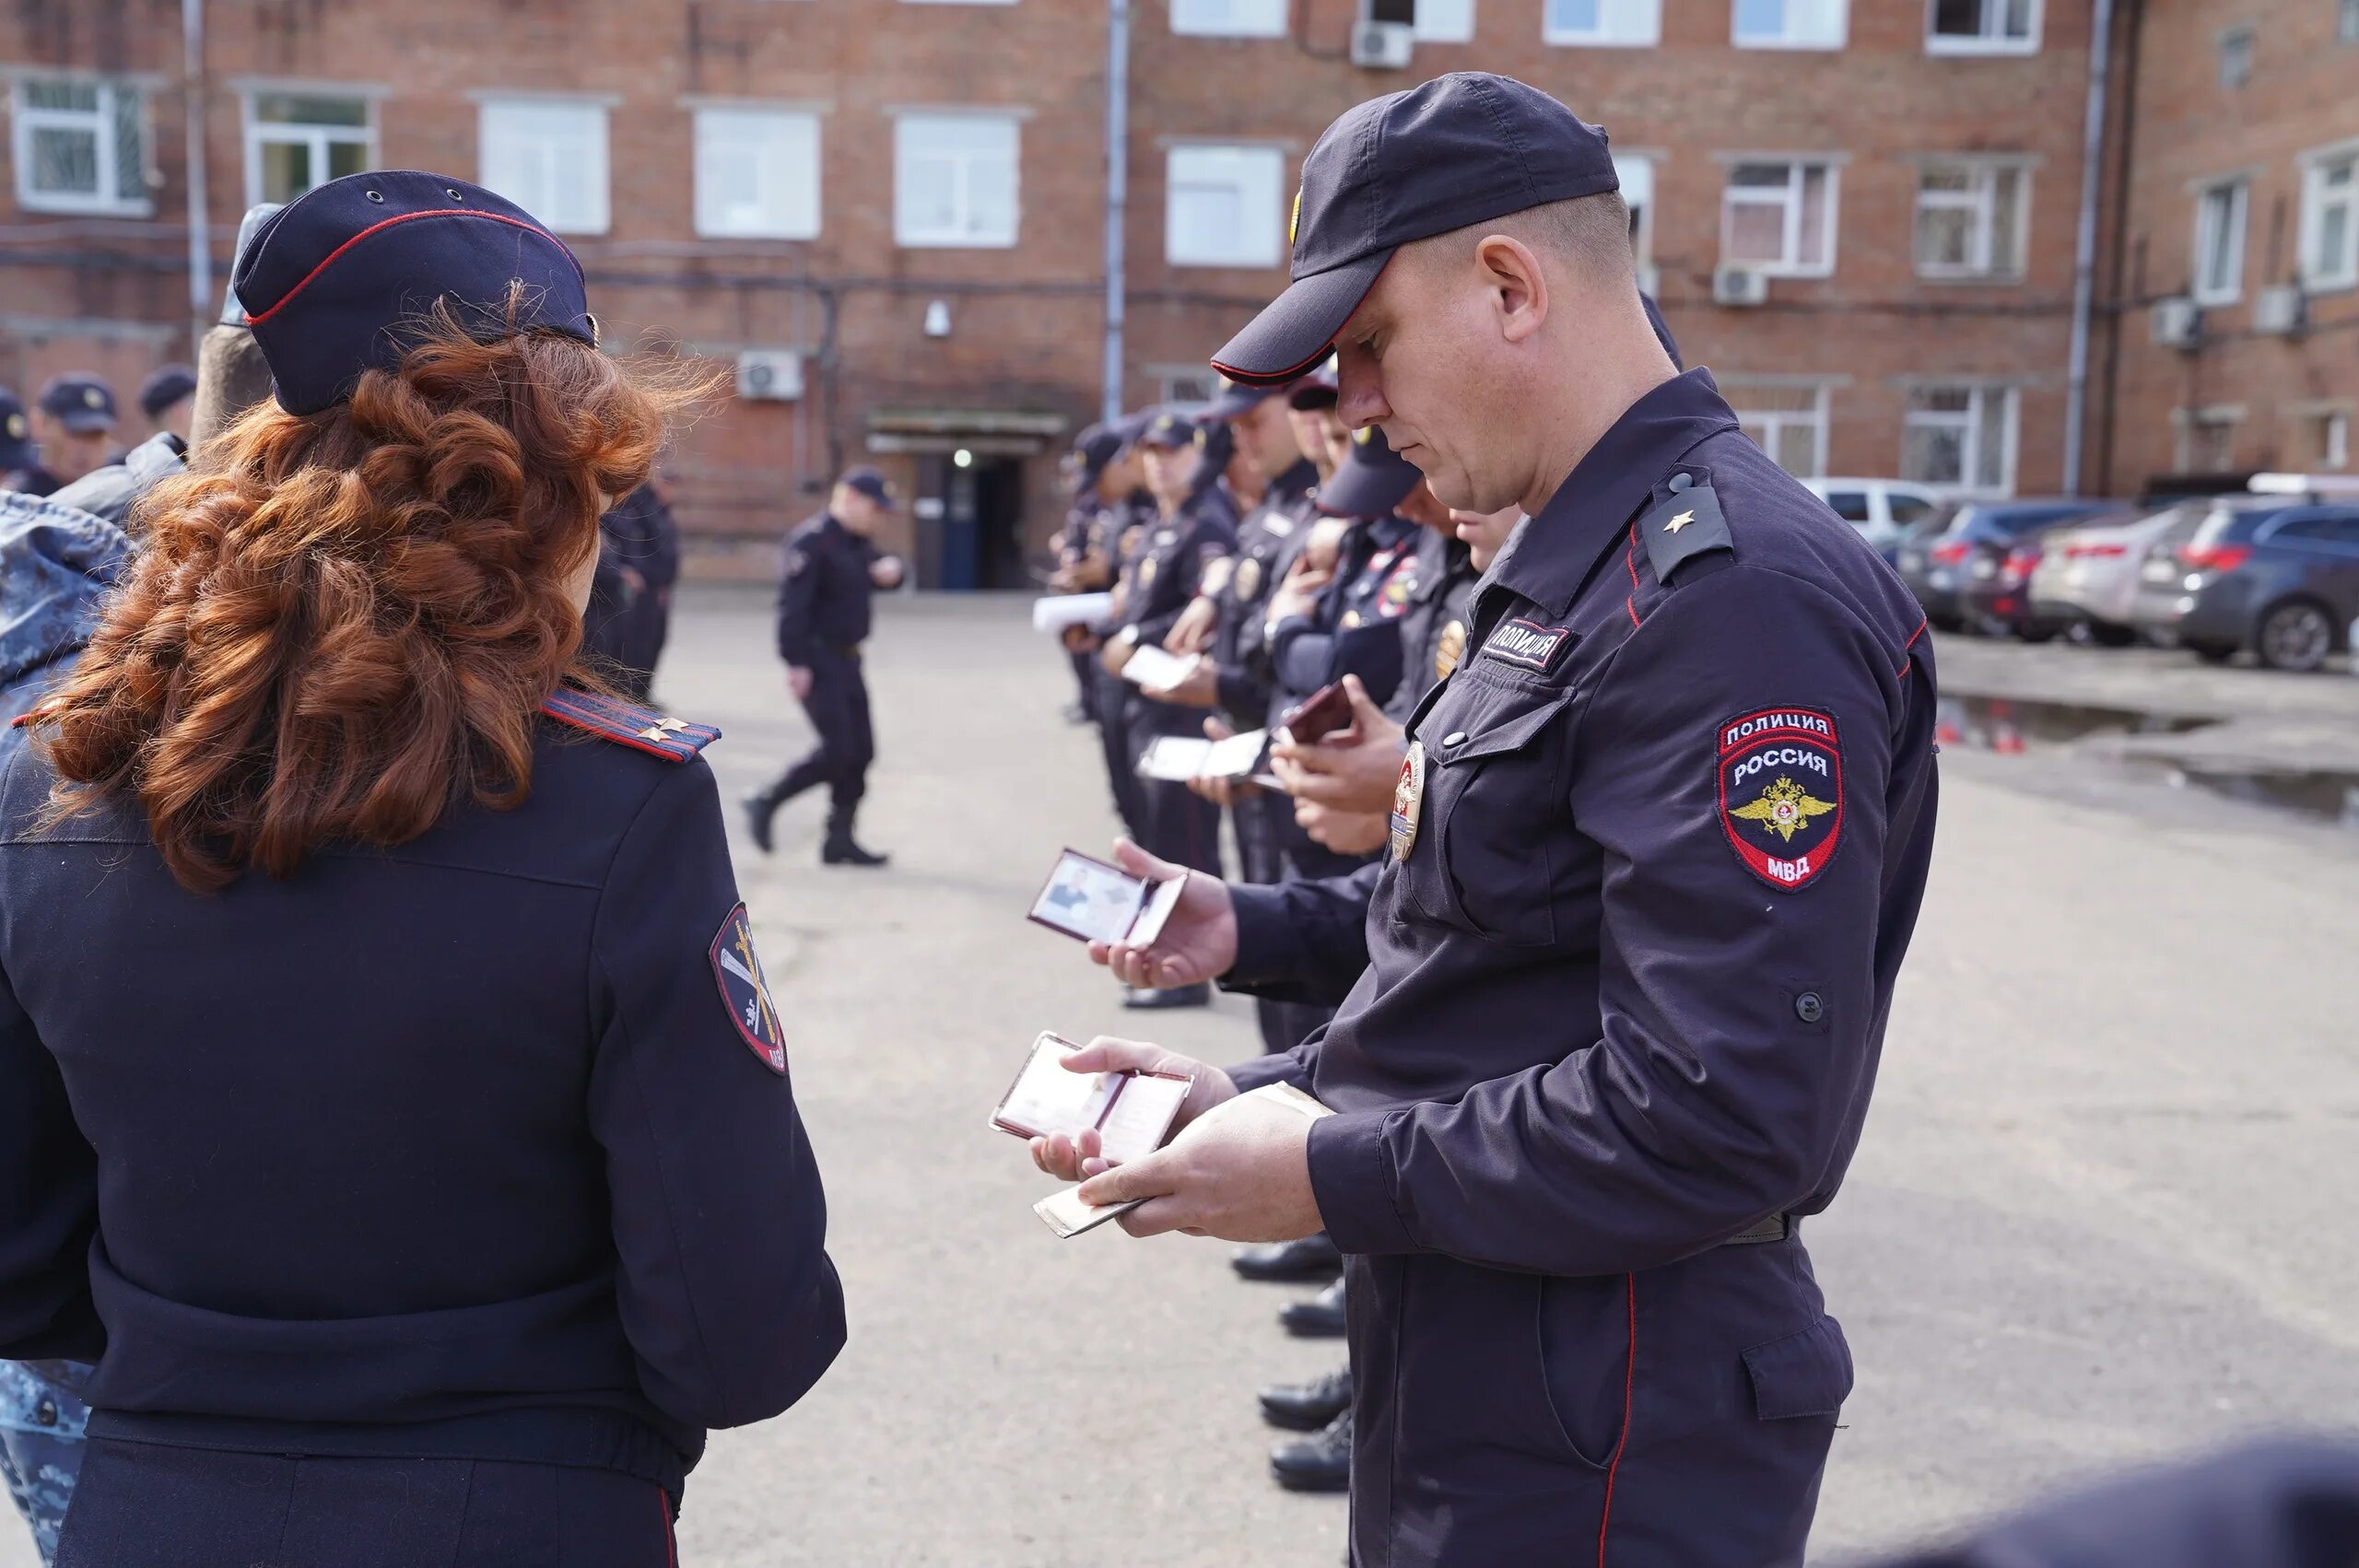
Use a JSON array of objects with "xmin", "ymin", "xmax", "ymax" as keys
[
  {"xmin": 1742, "ymin": 1315, "xmax": 1853, "ymax": 1421},
  {"xmin": 1426, "ymin": 690, "xmax": 1572, "ymax": 766}
]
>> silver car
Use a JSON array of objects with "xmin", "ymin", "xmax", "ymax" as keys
[{"xmin": 2026, "ymin": 505, "xmax": 2198, "ymax": 645}]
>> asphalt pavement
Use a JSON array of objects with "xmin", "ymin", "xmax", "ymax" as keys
[{"xmin": 9, "ymin": 591, "xmax": 2356, "ymax": 1568}]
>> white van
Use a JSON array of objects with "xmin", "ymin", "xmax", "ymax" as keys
[{"xmin": 1802, "ymin": 478, "xmax": 1947, "ymax": 560}]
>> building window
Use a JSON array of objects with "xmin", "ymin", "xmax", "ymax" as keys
[
  {"xmin": 2306, "ymin": 409, "xmax": 2352, "ymax": 470},
  {"xmin": 1915, "ymin": 161, "xmax": 2028, "ymax": 279},
  {"xmin": 694, "ymin": 107, "xmax": 821, "ymax": 240},
  {"xmin": 1615, "ymin": 155, "xmax": 1656, "ymax": 289},
  {"xmin": 2217, "ymin": 27, "xmax": 2255, "ymax": 88},
  {"xmin": 1733, "ymin": 0, "xmax": 1846, "ymax": 49},
  {"xmin": 895, "ymin": 112, "xmax": 1020, "ymax": 249},
  {"xmin": 1170, "ymin": 0, "xmax": 1288, "ymax": 35},
  {"xmin": 2342, "ymin": 0, "xmax": 2359, "ymax": 43},
  {"xmin": 1166, "ymin": 146, "xmax": 1285, "ymax": 268},
  {"xmin": 1721, "ymin": 160, "xmax": 1838, "ymax": 276},
  {"xmin": 1728, "ymin": 383, "xmax": 1829, "ymax": 477},
  {"xmin": 1904, "ymin": 384, "xmax": 2016, "ymax": 495},
  {"xmin": 2176, "ymin": 410, "xmax": 2239, "ymax": 473},
  {"xmin": 1156, "ymin": 369, "xmax": 1219, "ymax": 406},
  {"xmin": 1414, "ymin": 0, "xmax": 1476, "ymax": 42},
  {"xmin": 2190, "ymin": 179, "xmax": 2248, "ymax": 305},
  {"xmin": 1927, "ymin": 0, "xmax": 2038, "ymax": 53},
  {"xmin": 244, "ymin": 92, "xmax": 372, "ymax": 206},
  {"xmin": 10, "ymin": 76, "xmax": 149, "ymax": 216},
  {"xmin": 1543, "ymin": 0, "xmax": 1660, "ymax": 47},
  {"xmin": 477, "ymin": 99, "xmax": 610, "ymax": 235},
  {"xmin": 2300, "ymin": 149, "xmax": 2358, "ymax": 289}
]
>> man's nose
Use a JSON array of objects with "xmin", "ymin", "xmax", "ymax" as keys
[{"xmin": 1336, "ymin": 371, "xmax": 1388, "ymax": 432}]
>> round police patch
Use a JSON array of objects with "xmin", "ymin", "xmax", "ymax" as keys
[
  {"xmin": 1235, "ymin": 556, "xmax": 1262, "ymax": 602},
  {"xmin": 710, "ymin": 903, "xmax": 787, "ymax": 1073},
  {"xmin": 1390, "ymin": 741, "xmax": 1426, "ymax": 862},
  {"xmin": 1718, "ymin": 708, "xmax": 1843, "ymax": 893}
]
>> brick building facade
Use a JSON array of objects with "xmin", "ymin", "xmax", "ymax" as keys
[{"xmin": 2, "ymin": 0, "xmax": 2351, "ymax": 580}]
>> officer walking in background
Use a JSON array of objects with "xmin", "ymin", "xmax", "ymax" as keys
[
  {"xmin": 745, "ymin": 465, "xmax": 907, "ymax": 867},
  {"xmin": 1039, "ymin": 73, "xmax": 1939, "ymax": 1568}
]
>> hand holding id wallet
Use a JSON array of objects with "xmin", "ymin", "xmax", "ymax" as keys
[
  {"xmin": 1277, "ymin": 682, "xmax": 1355, "ymax": 745},
  {"xmin": 1118, "ymin": 644, "xmax": 1198, "ymax": 693},
  {"xmin": 994, "ymin": 1033, "xmax": 1197, "ymax": 1237},
  {"xmin": 1028, "ymin": 848, "xmax": 1190, "ymax": 948},
  {"xmin": 1135, "ymin": 729, "xmax": 1270, "ymax": 784}
]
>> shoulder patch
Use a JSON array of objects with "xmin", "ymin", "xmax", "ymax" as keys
[
  {"xmin": 710, "ymin": 903, "xmax": 787, "ymax": 1074},
  {"xmin": 541, "ymin": 687, "xmax": 720, "ymax": 762},
  {"xmin": 1637, "ymin": 483, "xmax": 1733, "ymax": 586},
  {"xmin": 1480, "ymin": 616, "xmax": 1576, "ymax": 674},
  {"xmin": 1718, "ymin": 708, "xmax": 1843, "ymax": 892}
]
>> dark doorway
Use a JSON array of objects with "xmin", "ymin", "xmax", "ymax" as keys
[{"xmin": 920, "ymin": 454, "xmax": 1027, "ymax": 591}]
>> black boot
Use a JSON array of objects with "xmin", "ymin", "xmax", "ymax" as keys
[
  {"xmin": 1259, "ymin": 1364, "xmax": 1352, "ymax": 1431},
  {"xmin": 1270, "ymin": 1408, "xmax": 1352, "ymax": 1492},
  {"xmin": 742, "ymin": 787, "xmax": 784, "ymax": 856},
  {"xmin": 1232, "ymin": 1233, "xmax": 1343, "ymax": 1283},
  {"xmin": 822, "ymin": 808, "xmax": 888, "ymax": 868},
  {"xmin": 1279, "ymin": 1275, "xmax": 1347, "ymax": 1339}
]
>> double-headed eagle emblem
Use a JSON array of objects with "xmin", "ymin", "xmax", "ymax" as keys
[{"xmin": 1729, "ymin": 775, "xmax": 1836, "ymax": 843}]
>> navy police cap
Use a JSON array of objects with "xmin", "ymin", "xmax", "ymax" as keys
[
  {"xmin": 38, "ymin": 374, "xmax": 119, "ymax": 434},
  {"xmin": 1213, "ymin": 73, "xmax": 1618, "ymax": 385},
  {"xmin": 233, "ymin": 170, "xmax": 596, "ymax": 416},
  {"xmin": 838, "ymin": 465, "xmax": 898, "ymax": 511},
  {"xmin": 1317, "ymin": 423, "xmax": 1423, "ymax": 520}
]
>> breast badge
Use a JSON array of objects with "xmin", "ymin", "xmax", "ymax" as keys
[{"xmin": 1390, "ymin": 741, "xmax": 1426, "ymax": 862}]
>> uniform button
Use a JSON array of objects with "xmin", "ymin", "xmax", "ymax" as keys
[
  {"xmin": 34, "ymin": 1399, "xmax": 57, "ymax": 1427},
  {"xmin": 1794, "ymin": 991, "xmax": 1825, "ymax": 1024},
  {"xmin": 1667, "ymin": 472, "xmax": 1694, "ymax": 492},
  {"xmin": 1442, "ymin": 731, "xmax": 1468, "ymax": 747}
]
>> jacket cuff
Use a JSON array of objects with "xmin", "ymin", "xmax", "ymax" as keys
[
  {"xmin": 1225, "ymin": 1051, "xmax": 1305, "ymax": 1095},
  {"xmin": 1307, "ymin": 1109, "xmax": 1415, "ymax": 1256},
  {"xmin": 1223, "ymin": 883, "xmax": 1301, "ymax": 990}
]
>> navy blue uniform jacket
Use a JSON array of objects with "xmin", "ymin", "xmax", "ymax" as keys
[
  {"xmin": 777, "ymin": 512, "xmax": 878, "ymax": 665},
  {"xmin": 0, "ymin": 693, "xmax": 845, "ymax": 1503}
]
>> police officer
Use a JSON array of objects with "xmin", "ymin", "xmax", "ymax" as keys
[
  {"xmin": 134, "ymin": 365, "xmax": 197, "ymax": 448},
  {"xmin": 584, "ymin": 480, "xmax": 681, "ymax": 703},
  {"xmin": 1051, "ymin": 426, "xmax": 1125, "ymax": 725},
  {"xmin": 6, "ymin": 377, "xmax": 119, "ymax": 498},
  {"xmin": 745, "ymin": 466, "xmax": 907, "ymax": 866},
  {"xmin": 1074, "ymin": 416, "xmax": 1160, "ymax": 845},
  {"xmin": 1, "ymin": 169, "xmax": 843, "ymax": 1565},
  {"xmin": 0, "ymin": 391, "xmax": 39, "ymax": 494},
  {"xmin": 1036, "ymin": 75, "xmax": 1937, "ymax": 1568}
]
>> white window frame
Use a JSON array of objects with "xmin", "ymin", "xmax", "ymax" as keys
[
  {"xmin": 1925, "ymin": 0, "xmax": 2040, "ymax": 55},
  {"xmin": 1903, "ymin": 381, "xmax": 2020, "ymax": 497},
  {"xmin": 1169, "ymin": 0, "xmax": 1289, "ymax": 36},
  {"xmin": 240, "ymin": 87, "xmax": 378, "ymax": 209},
  {"xmin": 475, "ymin": 96, "xmax": 613, "ymax": 236},
  {"xmin": 893, "ymin": 110, "xmax": 1022, "ymax": 250},
  {"xmin": 2318, "ymin": 409, "xmax": 2352, "ymax": 470},
  {"xmin": 1543, "ymin": 0, "xmax": 1661, "ymax": 48},
  {"xmin": 1413, "ymin": 0, "xmax": 1476, "ymax": 43},
  {"xmin": 9, "ymin": 74, "xmax": 152, "ymax": 216},
  {"xmin": 2216, "ymin": 26, "xmax": 2255, "ymax": 88},
  {"xmin": 1731, "ymin": 0, "xmax": 1848, "ymax": 51},
  {"xmin": 2298, "ymin": 141, "xmax": 2359, "ymax": 291},
  {"xmin": 1153, "ymin": 367, "xmax": 1220, "ymax": 408},
  {"xmin": 1165, "ymin": 144, "xmax": 1286, "ymax": 269},
  {"xmin": 1614, "ymin": 153, "xmax": 1659, "ymax": 294},
  {"xmin": 2171, "ymin": 405, "xmax": 2243, "ymax": 473},
  {"xmin": 1913, "ymin": 158, "xmax": 2032, "ymax": 280},
  {"xmin": 691, "ymin": 103, "xmax": 823, "ymax": 240},
  {"xmin": 2190, "ymin": 177, "xmax": 2248, "ymax": 306},
  {"xmin": 1719, "ymin": 157, "xmax": 1841, "ymax": 278},
  {"xmin": 2341, "ymin": 0, "xmax": 2359, "ymax": 44},
  {"xmin": 1724, "ymin": 380, "xmax": 1833, "ymax": 478}
]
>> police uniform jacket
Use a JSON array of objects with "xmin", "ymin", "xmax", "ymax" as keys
[
  {"xmin": 1120, "ymin": 495, "xmax": 1238, "ymax": 651},
  {"xmin": 776, "ymin": 511, "xmax": 879, "ymax": 666},
  {"xmin": 1209, "ymin": 460, "xmax": 1318, "ymax": 720},
  {"xmin": 0, "ymin": 693, "xmax": 845, "ymax": 1504},
  {"xmin": 1390, "ymin": 532, "xmax": 1477, "ymax": 723},
  {"xmin": 1269, "ymin": 513, "xmax": 1423, "ymax": 711},
  {"xmin": 1228, "ymin": 369, "xmax": 1939, "ymax": 1564}
]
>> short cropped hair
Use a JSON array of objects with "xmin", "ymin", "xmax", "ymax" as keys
[{"xmin": 1414, "ymin": 191, "xmax": 1636, "ymax": 284}]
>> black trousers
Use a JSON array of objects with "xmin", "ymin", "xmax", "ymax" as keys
[
  {"xmin": 1095, "ymin": 673, "xmax": 1147, "ymax": 842},
  {"xmin": 767, "ymin": 648, "xmax": 874, "ymax": 814},
  {"xmin": 58, "ymin": 1440, "xmax": 675, "ymax": 1568},
  {"xmin": 1067, "ymin": 649, "xmax": 1098, "ymax": 720},
  {"xmin": 1126, "ymin": 696, "xmax": 1224, "ymax": 880}
]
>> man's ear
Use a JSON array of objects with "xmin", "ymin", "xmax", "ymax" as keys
[{"xmin": 1474, "ymin": 235, "xmax": 1548, "ymax": 346}]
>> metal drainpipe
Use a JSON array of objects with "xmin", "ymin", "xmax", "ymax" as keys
[
  {"xmin": 1101, "ymin": 0, "xmax": 1131, "ymax": 426},
  {"xmin": 2063, "ymin": 0, "xmax": 2117, "ymax": 497},
  {"xmin": 182, "ymin": 0, "xmax": 212, "ymax": 356}
]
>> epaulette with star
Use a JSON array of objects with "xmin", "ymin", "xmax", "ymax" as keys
[{"xmin": 540, "ymin": 686, "xmax": 720, "ymax": 762}]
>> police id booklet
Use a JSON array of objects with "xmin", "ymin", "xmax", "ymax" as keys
[
  {"xmin": 1031, "ymin": 1082, "xmax": 1336, "ymax": 1239},
  {"xmin": 992, "ymin": 1032, "xmax": 1194, "ymax": 1164},
  {"xmin": 1027, "ymin": 848, "xmax": 1189, "ymax": 947},
  {"xmin": 1135, "ymin": 729, "xmax": 1270, "ymax": 783},
  {"xmin": 1116, "ymin": 645, "xmax": 1196, "ymax": 692},
  {"xmin": 1031, "ymin": 592, "xmax": 1112, "ymax": 634}
]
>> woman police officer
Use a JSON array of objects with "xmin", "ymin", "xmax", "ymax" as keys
[{"xmin": 0, "ymin": 171, "xmax": 843, "ymax": 1564}]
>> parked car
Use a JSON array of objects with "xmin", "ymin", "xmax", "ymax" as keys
[
  {"xmin": 2129, "ymin": 497, "xmax": 2359, "ymax": 671},
  {"xmin": 1895, "ymin": 499, "xmax": 2120, "ymax": 631},
  {"xmin": 2025, "ymin": 504, "xmax": 2197, "ymax": 645},
  {"xmin": 1803, "ymin": 478, "xmax": 1947, "ymax": 561}
]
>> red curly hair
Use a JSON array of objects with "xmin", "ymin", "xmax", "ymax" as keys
[{"xmin": 35, "ymin": 297, "xmax": 711, "ymax": 892}]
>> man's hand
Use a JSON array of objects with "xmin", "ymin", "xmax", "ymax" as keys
[
  {"xmin": 1060, "ymin": 624, "xmax": 1102, "ymax": 655},
  {"xmin": 1264, "ymin": 551, "xmax": 1335, "ymax": 633},
  {"xmin": 1084, "ymin": 837, "xmax": 1238, "ymax": 991},
  {"xmin": 1099, "ymin": 630, "xmax": 1138, "ymax": 678},
  {"xmin": 869, "ymin": 555, "xmax": 907, "ymax": 591},
  {"xmin": 1295, "ymin": 802, "xmax": 1388, "ymax": 856},
  {"xmin": 1269, "ymin": 676, "xmax": 1405, "ymax": 815},
  {"xmin": 788, "ymin": 666, "xmax": 815, "ymax": 703},
  {"xmin": 1165, "ymin": 595, "xmax": 1220, "ymax": 656},
  {"xmin": 1027, "ymin": 1035, "xmax": 1238, "ymax": 1182},
  {"xmin": 1076, "ymin": 1091, "xmax": 1323, "ymax": 1242},
  {"xmin": 1141, "ymin": 654, "xmax": 1218, "ymax": 709}
]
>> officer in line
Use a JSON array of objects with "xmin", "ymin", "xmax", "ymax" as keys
[
  {"xmin": 2, "ymin": 168, "xmax": 843, "ymax": 1565},
  {"xmin": 745, "ymin": 466, "xmax": 907, "ymax": 867},
  {"xmin": 1050, "ymin": 426, "xmax": 1123, "ymax": 725},
  {"xmin": 1036, "ymin": 74, "xmax": 1938, "ymax": 1568},
  {"xmin": 133, "ymin": 366, "xmax": 197, "ymax": 451},
  {"xmin": 4, "ymin": 377, "xmax": 119, "ymax": 498},
  {"xmin": 1070, "ymin": 417, "xmax": 1160, "ymax": 843},
  {"xmin": 0, "ymin": 391, "xmax": 42, "ymax": 494},
  {"xmin": 584, "ymin": 479, "xmax": 682, "ymax": 703}
]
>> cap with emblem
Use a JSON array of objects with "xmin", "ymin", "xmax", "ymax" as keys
[
  {"xmin": 838, "ymin": 464, "xmax": 899, "ymax": 511},
  {"xmin": 0, "ymin": 387, "xmax": 34, "ymax": 470},
  {"xmin": 138, "ymin": 364, "xmax": 198, "ymax": 419},
  {"xmin": 1139, "ymin": 409, "xmax": 1200, "ymax": 451},
  {"xmin": 232, "ymin": 170, "xmax": 596, "ymax": 416},
  {"xmin": 1212, "ymin": 73, "xmax": 1618, "ymax": 385},
  {"xmin": 37, "ymin": 374, "xmax": 119, "ymax": 435},
  {"xmin": 1073, "ymin": 422, "xmax": 1128, "ymax": 489},
  {"xmin": 1316, "ymin": 423, "xmax": 1423, "ymax": 519}
]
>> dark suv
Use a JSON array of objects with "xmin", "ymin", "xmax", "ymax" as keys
[
  {"xmin": 1895, "ymin": 499, "xmax": 2120, "ymax": 631},
  {"xmin": 2129, "ymin": 499, "xmax": 2359, "ymax": 671}
]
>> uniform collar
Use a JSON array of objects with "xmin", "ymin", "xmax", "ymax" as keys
[
  {"xmin": 1270, "ymin": 457, "xmax": 1319, "ymax": 511},
  {"xmin": 1491, "ymin": 369, "xmax": 1740, "ymax": 616}
]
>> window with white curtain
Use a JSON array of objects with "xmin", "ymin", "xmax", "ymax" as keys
[
  {"xmin": 2299, "ymin": 148, "xmax": 2357, "ymax": 289},
  {"xmin": 477, "ymin": 99, "xmax": 610, "ymax": 234},
  {"xmin": 1733, "ymin": 0, "xmax": 1846, "ymax": 49},
  {"xmin": 1414, "ymin": 0, "xmax": 1476, "ymax": 41},
  {"xmin": 896, "ymin": 112, "xmax": 1020, "ymax": 249},
  {"xmin": 1543, "ymin": 0, "xmax": 1659, "ymax": 47},
  {"xmin": 1166, "ymin": 146, "xmax": 1285, "ymax": 268},
  {"xmin": 2190, "ymin": 179, "xmax": 2248, "ymax": 304},
  {"xmin": 1721, "ymin": 159, "xmax": 1838, "ymax": 275},
  {"xmin": 1904, "ymin": 384, "xmax": 2017, "ymax": 495},
  {"xmin": 695, "ymin": 107, "xmax": 822, "ymax": 240},
  {"xmin": 1914, "ymin": 160, "xmax": 2029, "ymax": 279},
  {"xmin": 11, "ymin": 76, "xmax": 150, "ymax": 216},
  {"xmin": 1170, "ymin": 0, "xmax": 1289, "ymax": 35},
  {"xmin": 244, "ymin": 92, "xmax": 373, "ymax": 207},
  {"xmin": 1727, "ymin": 383, "xmax": 1830, "ymax": 477}
]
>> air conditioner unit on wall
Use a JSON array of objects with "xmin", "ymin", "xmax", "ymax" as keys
[
  {"xmin": 1350, "ymin": 19, "xmax": 1414, "ymax": 68},
  {"xmin": 736, "ymin": 350, "xmax": 804, "ymax": 402},
  {"xmin": 2151, "ymin": 298, "xmax": 2201, "ymax": 350},
  {"xmin": 1712, "ymin": 266, "xmax": 1768, "ymax": 307},
  {"xmin": 2253, "ymin": 286, "xmax": 2306, "ymax": 337}
]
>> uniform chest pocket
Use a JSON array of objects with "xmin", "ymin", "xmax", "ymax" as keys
[{"xmin": 1407, "ymin": 679, "xmax": 1578, "ymax": 947}]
